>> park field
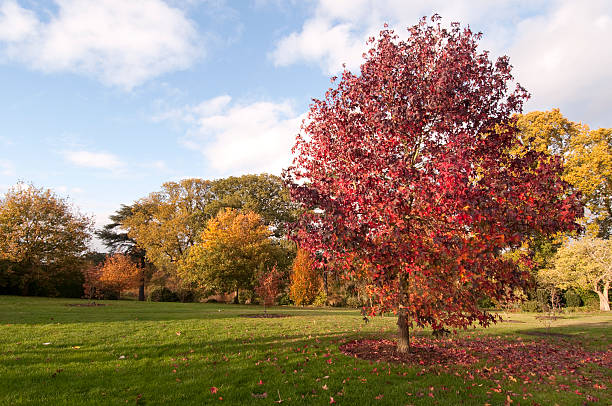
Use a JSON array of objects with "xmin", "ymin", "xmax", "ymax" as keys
[{"xmin": 0, "ymin": 296, "xmax": 610, "ymax": 405}]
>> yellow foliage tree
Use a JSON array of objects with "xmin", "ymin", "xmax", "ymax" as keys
[
  {"xmin": 517, "ymin": 109, "xmax": 612, "ymax": 237},
  {"xmin": 540, "ymin": 237, "xmax": 611, "ymax": 311},
  {"xmin": 178, "ymin": 209, "xmax": 278, "ymax": 300},
  {"xmin": 123, "ymin": 179, "xmax": 213, "ymax": 274},
  {"xmin": 0, "ymin": 183, "xmax": 93, "ymax": 295},
  {"xmin": 289, "ymin": 249, "xmax": 322, "ymax": 306}
]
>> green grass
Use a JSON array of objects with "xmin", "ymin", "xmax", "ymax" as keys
[{"xmin": 0, "ymin": 296, "xmax": 610, "ymax": 405}]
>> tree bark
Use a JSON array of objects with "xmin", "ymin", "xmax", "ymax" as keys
[
  {"xmin": 397, "ymin": 308, "xmax": 410, "ymax": 353},
  {"xmin": 597, "ymin": 290, "xmax": 610, "ymax": 311},
  {"xmin": 594, "ymin": 280, "xmax": 610, "ymax": 311},
  {"xmin": 138, "ymin": 280, "xmax": 145, "ymax": 302},
  {"xmin": 234, "ymin": 288, "xmax": 239, "ymax": 304},
  {"xmin": 396, "ymin": 272, "xmax": 410, "ymax": 353},
  {"xmin": 138, "ymin": 256, "xmax": 146, "ymax": 301}
]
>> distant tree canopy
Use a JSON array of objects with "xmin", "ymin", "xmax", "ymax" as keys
[
  {"xmin": 0, "ymin": 184, "xmax": 93, "ymax": 296},
  {"xmin": 178, "ymin": 209, "xmax": 283, "ymax": 297},
  {"xmin": 540, "ymin": 237, "xmax": 611, "ymax": 311},
  {"xmin": 517, "ymin": 109, "xmax": 612, "ymax": 237},
  {"xmin": 98, "ymin": 254, "xmax": 142, "ymax": 298},
  {"xmin": 96, "ymin": 204, "xmax": 150, "ymax": 300},
  {"xmin": 122, "ymin": 174, "xmax": 297, "ymax": 275}
]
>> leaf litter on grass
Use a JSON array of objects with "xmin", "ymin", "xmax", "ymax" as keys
[{"xmin": 340, "ymin": 335, "xmax": 611, "ymax": 403}]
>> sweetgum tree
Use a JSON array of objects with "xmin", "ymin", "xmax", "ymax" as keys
[{"xmin": 285, "ymin": 17, "xmax": 582, "ymax": 352}]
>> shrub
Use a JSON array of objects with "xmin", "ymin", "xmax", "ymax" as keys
[
  {"xmin": 583, "ymin": 296, "xmax": 600, "ymax": 310},
  {"xmin": 536, "ymin": 288, "xmax": 549, "ymax": 312},
  {"xmin": 345, "ymin": 296, "xmax": 363, "ymax": 308},
  {"xmin": 477, "ymin": 296, "xmax": 495, "ymax": 309},
  {"xmin": 327, "ymin": 295, "xmax": 346, "ymax": 307},
  {"xmin": 238, "ymin": 289, "xmax": 255, "ymax": 305},
  {"xmin": 175, "ymin": 288, "xmax": 199, "ymax": 303},
  {"xmin": 564, "ymin": 290, "xmax": 582, "ymax": 307},
  {"xmin": 312, "ymin": 290, "xmax": 327, "ymax": 307},
  {"xmin": 521, "ymin": 300, "xmax": 539, "ymax": 313},
  {"xmin": 277, "ymin": 292, "xmax": 292, "ymax": 306},
  {"xmin": 148, "ymin": 286, "xmax": 179, "ymax": 302}
]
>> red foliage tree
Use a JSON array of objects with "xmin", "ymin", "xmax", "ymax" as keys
[
  {"xmin": 82, "ymin": 264, "xmax": 105, "ymax": 301},
  {"xmin": 285, "ymin": 17, "xmax": 582, "ymax": 352},
  {"xmin": 255, "ymin": 264, "xmax": 282, "ymax": 313}
]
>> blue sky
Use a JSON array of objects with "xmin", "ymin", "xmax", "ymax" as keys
[{"xmin": 1, "ymin": 0, "xmax": 611, "ymax": 245}]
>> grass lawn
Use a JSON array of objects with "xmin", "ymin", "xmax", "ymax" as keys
[{"xmin": 0, "ymin": 296, "xmax": 610, "ymax": 405}]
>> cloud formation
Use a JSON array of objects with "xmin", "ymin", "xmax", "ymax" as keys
[
  {"xmin": 162, "ymin": 95, "xmax": 305, "ymax": 176},
  {"xmin": 62, "ymin": 150, "xmax": 125, "ymax": 171},
  {"xmin": 0, "ymin": 159, "xmax": 14, "ymax": 176},
  {"xmin": 0, "ymin": 0, "xmax": 201, "ymax": 89},
  {"xmin": 271, "ymin": 0, "xmax": 612, "ymax": 127}
]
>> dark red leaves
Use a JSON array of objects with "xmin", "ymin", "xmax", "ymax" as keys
[
  {"xmin": 340, "ymin": 336, "xmax": 611, "ymax": 397},
  {"xmin": 285, "ymin": 16, "xmax": 581, "ymax": 332}
]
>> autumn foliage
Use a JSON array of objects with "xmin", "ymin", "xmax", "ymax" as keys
[
  {"xmin": 179, "ymin": 208, "xmax": 278, "ymax": 295},
  {"xmin": 98, "ymin": 254, "xmax": 142, "ymax": 296},
  {"xmin": 289, "ymin": 249, "xmax": 322, "ymax": 306},
  {"xmin": 285, "ymin": 17, "xmax": 582, "ymax": 351},
  {"xmin": 0, "ymin": 184, "xmax": 92, "ymax": 296},
  {"xmin": 255, "ymin": 265, "xmax": 282, "ymax": 312}
]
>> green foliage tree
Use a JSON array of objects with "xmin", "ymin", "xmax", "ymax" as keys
[
  {"xmin": 540, "ymin": 237, "xmax": 611, "ymax": 311},
  {"xmin": 206, "ymin": 174, "xmax": 298, "ymax": 236},
  {"xmin": 0, "ymin": 183, "xmax": 93, "ymax": 296},
  {"xmin": 123, "ymin": 179, "xmax": 213, "ymax": 273}
]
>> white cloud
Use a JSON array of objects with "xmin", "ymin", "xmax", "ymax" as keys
[
  {"xmin": 62, "ymin": 150, "xmax": 125, "ymax": 171},
  {"xmin": 508, "ymin": 1, "xmax": 612, "ymax": 124},
  {"xmin": 0, "ymin": 159, "xmax": 14, "ymax": 176},
  {"xmin": 270, "ymin": 0, "xmax": 612, "ymax": 127},
  {"xmin": 163, "ymin": 96, "xmax": 305, "ymax": 175},
  {"xmin": 0, "ymin": 0, "xmax": 201, "ymax": 89}
]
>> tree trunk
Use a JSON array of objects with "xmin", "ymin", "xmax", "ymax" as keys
[
  {"xmin": 396, "ymin": 272, "xmax": 410, "ymax": 353},
  {"xmin": 138, "ymin": 280, "xmax": 145, "ymax": 301},
  {"xmin": 397, "ymin": 309, "xmax": 410, "ymax": 353},
  {"xmin": 138, "ymin": 256, "xmax": 146, "ymax": 301},
  {"xmin": 234, "ymin": 288, "xmax": 239, "ymax": 304},
  {"xmin": 596, "ymin": 290, "xmax": 610, "ymax": 311},
  {"xmin": 323, "ymin": 266, "xmax": 328, "ymax": 297},
  {"xmin": 594, "ymin": 280, "xmax": 610, "ymax": 311}
]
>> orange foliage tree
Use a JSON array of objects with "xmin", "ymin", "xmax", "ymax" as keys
[
  {"xmin": 98, "ymin": 254, "xmax": 141, "ymax": 298},
  {"xmin": 289, "ymin": 249, "xmax": 322, "ymax": 306}
]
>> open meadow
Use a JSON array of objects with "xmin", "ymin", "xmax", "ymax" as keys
[{"xmin": 0, "ymin": 296, "xmax": 610, "ymax": 405}]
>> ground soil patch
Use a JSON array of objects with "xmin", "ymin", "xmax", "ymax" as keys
[
  {"xmin": 65, "ymin": 303, "xmax": 109, "ymax": 307},
  {"xmin": 240, "ymin": 313, "xmax": 290, "ymax": 318}
]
